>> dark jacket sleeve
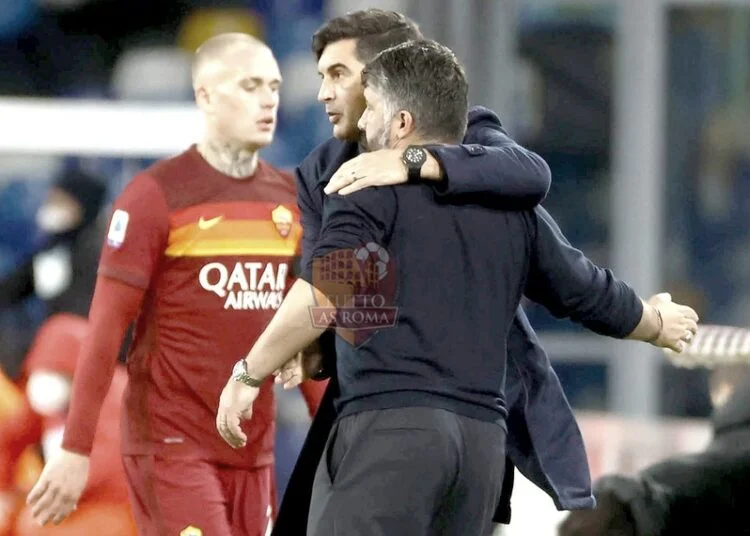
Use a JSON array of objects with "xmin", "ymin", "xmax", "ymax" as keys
[
  {"xmin": 525, "ymin": 206, "xmax": 643, "ymax": 338},
  {"xmin": 296, "ymin": 164, "xmax": 322, "ymax": 277},
  {"xmin": 427, "ymin": 106, "xmax": 551, "ymax": 208}
]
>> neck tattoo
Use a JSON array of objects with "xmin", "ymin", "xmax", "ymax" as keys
[{"xmin": 198, "ymin": 141, "xmax": 259, "ymax": 179}]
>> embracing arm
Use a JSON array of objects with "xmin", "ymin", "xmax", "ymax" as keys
[
  {"xmin": 426, "ymin": 107, "xmax": 550, "ymax": 206},
  {"xmin": 325, "ymin": 108, "xmax": 550, "ymax": 207}
]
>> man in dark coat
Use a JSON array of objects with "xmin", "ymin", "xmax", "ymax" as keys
[
  {"xmin": 559, "ymin": 332, "xmax": 750, "ymax": 536},
  {"xmin": 272, "ymin": 9, "xmax": 692, "ymax": 534}
]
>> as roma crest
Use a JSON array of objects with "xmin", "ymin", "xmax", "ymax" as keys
[{"xmin": 271, "ymin": 205, "xmax": 293, "ymax": 238}]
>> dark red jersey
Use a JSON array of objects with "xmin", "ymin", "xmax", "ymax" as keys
[{"xmin": 83, "ymin": 146, "xmax": 302, "ymax": 468}]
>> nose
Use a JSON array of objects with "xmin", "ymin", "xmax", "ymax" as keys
[
  {"xmin": 260, "ymin": 87, "xmax": 278, "ymax": 109},
  {"xmin": 317, "ymin": 80, "xmax": 334, "ymax": 103}
]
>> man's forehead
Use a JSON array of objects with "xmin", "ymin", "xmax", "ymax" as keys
[
  {"xmin": 236, "ymin": 56, "xmax": 282, "ymax": 81},
  {"xmin": 210, "ymin": 47, "xmax": 280, "ymax": 80},
  {"xmin": 223, "ymin": 44, "xmax": 273, "ymax": 64},
  {"xmin": 317, "ymin": 39, "xmax": 361, "ymax": 71}
]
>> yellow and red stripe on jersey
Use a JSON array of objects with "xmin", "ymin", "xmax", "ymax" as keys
[{"xmin": 165, "ymin": 202, "xmax": 301, "ymax": 258}]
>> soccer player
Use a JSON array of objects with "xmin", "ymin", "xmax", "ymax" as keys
[
  {"xmin": 26, "ymin": 33, "xmax": 326, "ymax": 535},
  {"xmin": 216, "ymin": 39, "xmax": 698, "ymax": 536}
]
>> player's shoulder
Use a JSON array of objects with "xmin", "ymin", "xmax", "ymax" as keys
[
  {"xmin": 258, "ymin": 159, "xmax": 295, "ymax": 185},
  {"xmin": 116, "ymin": 170, "xmax": 162, "ymax": 205},
  {"xmin": 122, "ymin": 147, "xmax": 193, "ymax": 190},
  {"xmin": 257, "ymin": 159, "xmax": 296, "ymax": 195},
  {"xmin": 116, "ymin": 146, "xmax": 198, "ymax": 206},
  {"xmin": 142, "ymin": 146, "xmax": 196, "ymax": 186}
]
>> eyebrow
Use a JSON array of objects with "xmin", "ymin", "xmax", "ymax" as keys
[
  {"xmin": 317, "ymin": 63, "xmax": 350, "ymax": 76},
  {"xmin": 241, "ymin": 76, "xmax": 283, "ymax": 86}
]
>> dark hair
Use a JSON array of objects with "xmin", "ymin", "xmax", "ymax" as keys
[
  {"xmin": 362, "ymin": 39, "xmax": 468, "ymax": 143},
  {"xmin": 312, "ymin": 9, "xmax": 422, "ymax": 62}
]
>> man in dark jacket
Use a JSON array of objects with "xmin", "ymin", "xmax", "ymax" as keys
[
  {"xmin": 271, "ymin": 9, "xmax": 694, "ymax": 534},
  {"xmin": 0, "ymin": 167, "xmax": 107, "ymax": 317},
  {"xmin": 559, "ymin": 333, "xmax": 750, "ymax": 536},
  {"xmin": 0, "ymin": 168, "xmax": 107, "ymax": 376}
]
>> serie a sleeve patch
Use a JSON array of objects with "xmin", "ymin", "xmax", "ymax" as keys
[{"xmin": 107, "ymin": 209, "xmax": 130, "ymax": 248}]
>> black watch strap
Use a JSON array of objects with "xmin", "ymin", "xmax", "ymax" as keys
[{"xmin": 407, "ymin": 167, "xmax": 422, "ymax": 184}]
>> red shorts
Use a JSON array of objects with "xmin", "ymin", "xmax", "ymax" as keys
[{"xmin": 122, "ymin": 456, "xmax": 275, "ymax": 536}]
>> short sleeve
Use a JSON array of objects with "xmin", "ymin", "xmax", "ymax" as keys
[
  {"xmin": 97, "ymin": 173, "xmax": 169, "ymax": 289},
  {"xmin": 302, "ymin": 187, "xmax": 397, "ymax": 283}
]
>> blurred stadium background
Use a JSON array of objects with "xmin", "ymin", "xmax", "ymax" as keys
[{"xmin": 0, "ymin": 0, "xmax": 745, "ymax": 533}]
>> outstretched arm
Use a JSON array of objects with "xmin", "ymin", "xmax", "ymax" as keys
[
  {"xmin": 525, "ymin": 207, "xmax": 697, "ymax": 350},
  {"xmin": 324, "ymin": 107, "xmax": 550, "ymax": 208}
]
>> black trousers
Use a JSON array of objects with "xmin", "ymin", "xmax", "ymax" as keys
[{"xmin": 307, "ymin": 407, "xmax": 507, "ymax": 536}]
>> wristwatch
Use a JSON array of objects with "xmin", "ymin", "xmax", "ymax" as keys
[
  {"xmin": 231, "ymin": 359, "xmax": 264, "ymax": 388},
  {"xmin": 401, "ymin": 145, "xmax": 428, "ymax": 184}
]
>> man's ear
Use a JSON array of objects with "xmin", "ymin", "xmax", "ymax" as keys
[
  {"xmin": 394, "ymin": 110, "xmax": 416, "ymax": 140},
  {"xmin": 195, "ymin": 86, "xmax": 211, "ymax": 113}
]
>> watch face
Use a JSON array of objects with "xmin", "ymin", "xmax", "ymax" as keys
[
  {"xmin": 404, "ymin": 146, "xmax": 426, "ymax": 167},
  {"xmin": 232, "ymin": 360, "xmax": 245, "ymax": 377}
]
